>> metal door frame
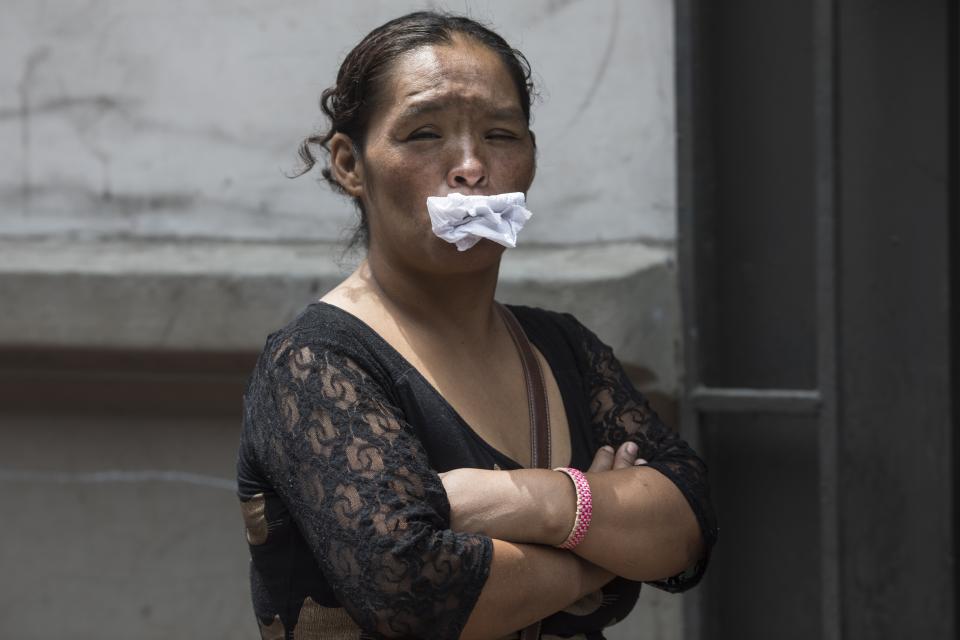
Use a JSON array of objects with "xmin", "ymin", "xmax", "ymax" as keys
[
  {"xmin": 677, "ymin": 1, "xmax": 959, "ymax": 637},
  {"xmin": 675, "ymin": 1, "xmax": 841, "ymax": 637}
]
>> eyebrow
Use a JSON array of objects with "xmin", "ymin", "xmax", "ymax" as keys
[{"xmin": 397, "ymin": 100, "xmax": 525, "ymax": 122}]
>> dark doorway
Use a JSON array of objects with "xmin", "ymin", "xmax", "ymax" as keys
[{"xmin": 676, "ymin": 1, "xmax": 958, "ymax": 638}]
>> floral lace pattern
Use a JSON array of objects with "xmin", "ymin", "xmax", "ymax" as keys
[
  {"xmin": 242, "ymin": 330, "xmax": 492, "ymax": 638},
  {"xmin": 567, "ymin": 313, "xmax": 718, "ymax": 591},
  {"xmin": 239, "ymin": 303, "xmax": 716, "ymax": 639}
]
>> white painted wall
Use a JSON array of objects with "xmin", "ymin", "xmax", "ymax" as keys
[
  {"xmin": 0, "ymin": 2, "xmax": 684, "ymax": 638},
  {"xmin": 0, "ymin": 0, "xmax": 675, "ymax": 245}
]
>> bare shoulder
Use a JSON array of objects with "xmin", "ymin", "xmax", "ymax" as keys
[
  {"xmin": 319, "ymin": 274, "xmax": 384, "ymax": 326},
  {"xmin": 319, "ymin": 278, "xmax": 415, "ymax": 361}
]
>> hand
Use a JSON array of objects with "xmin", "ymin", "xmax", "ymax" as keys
[{"xmin": 587, "ymin": 442, "xmax": 647, "ymax": 473}]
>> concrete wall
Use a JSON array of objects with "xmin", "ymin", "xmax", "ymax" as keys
[
  {"xmin": 1, "ymin": 0, "xmax": 675, "ymax": 245},
  {"xmin": 0, "ymin": 1, "xmax": 683, "ymax": 638},
  {"xmin": 1, "ymin": 410, "xmax": 682, "ymax": 640}
]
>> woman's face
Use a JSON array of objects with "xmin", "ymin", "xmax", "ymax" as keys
[{"xmin": 351, "ymin": 34, "xmax": 536, "ymax": 273}]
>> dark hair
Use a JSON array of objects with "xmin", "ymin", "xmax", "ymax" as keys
[{"xmin": 294, "ymin": 11, "xmax": 537, "ymax": 251}]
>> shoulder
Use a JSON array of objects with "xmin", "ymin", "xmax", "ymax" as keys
[
  {"xmin": 503, "ymin": 303, "xmax": 602, "ymax": 365},
  {"xmin": 505, "ymin": 303, "xmax": 617, "ymax": 374},
  {"xmin": 504, "ymin": 303, "xmax": 593, "ymax": 343},
  {"xmin": 263, "ymin": 301, "xmax": 365, "ymax": 347},
  {"xmin": 249, "ymin": 301, "xmax": 397, "ymax": 391}
]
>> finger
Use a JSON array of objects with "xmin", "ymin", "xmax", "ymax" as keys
[
  {"xmin": 613, "ymin": 441, "xmax": 639, "ymax": 470},
  {"xmin": 588, "ymin": 445, "xmax": 616, "ymax": 472}
]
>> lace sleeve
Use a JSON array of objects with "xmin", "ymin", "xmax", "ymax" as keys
[
  {"xmin": 569, "ymin": 315, "xmax": 718, "ymax": 593},
  {"xmin": 244, "ymin": 335, "xmax": 493, "ymax": 638}
]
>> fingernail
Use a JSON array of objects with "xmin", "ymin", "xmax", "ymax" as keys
[
  {"xmin": 626, "ymin": 442, "xmax": 638, "ymax": 456},
  {"xmin": 634, "ymin": 458, "xmax": 647, "ymax": 466},
  {"xmin": 602, "ymin": 445, "xmax": 615, "ymax": 453}
]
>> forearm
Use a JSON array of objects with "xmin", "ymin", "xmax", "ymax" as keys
[
  {"xmin": 576, "ymin": 467, "xmax": 703, "ymax": 581},
  {"xmin": 460, "ymin": 539, "xmax": 613, "ymax": 640},
  {"xmin": 492, "ymin": 468, "xmax": 703, "ymax": 582}
]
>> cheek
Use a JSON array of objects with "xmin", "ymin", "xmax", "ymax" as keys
[
  {"xmin": 364, "ymin": 154, "xmax": 442, "ymax": 231},
  {"xmin": 500, "ymin": 145, "xmax": 537, "ymax": 191},
  {"xmin": 522, "ymin": 151, "xmax": 537, "ymax": 187}
]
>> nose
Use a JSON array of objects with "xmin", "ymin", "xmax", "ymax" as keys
[{"xmin": 446, "ymin": 141, "xmax": 487, "ymax": 190}]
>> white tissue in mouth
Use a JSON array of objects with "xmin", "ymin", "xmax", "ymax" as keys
[{"xmin": 426, "ymin": 192, "xmax": 532, "ymax": 251}]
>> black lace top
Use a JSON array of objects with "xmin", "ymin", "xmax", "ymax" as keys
[{"xmin": 237, "ymin": 302, "xmax": 717, "ymax": 640}]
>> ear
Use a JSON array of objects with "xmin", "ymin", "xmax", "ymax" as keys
[{"xmin": 329, "ymin": 132, "xmax": 364, "ymax": 198}]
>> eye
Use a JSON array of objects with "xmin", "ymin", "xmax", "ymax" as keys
[
  {"xmin": 487, "ymin": 130, "xmax": 519, "ymax": 141},
  {"xmin": 408, "ymin": 129, "xmax": 441, "ymax": 140}
]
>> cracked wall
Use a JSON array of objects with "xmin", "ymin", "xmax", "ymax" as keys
[
  {"xmin": 0, "ymin": 3, "xmax": 683, "ymax": 638},
  {"xmin": 0, "ymin": 0, "xmax": 676, "ymax": 246}
]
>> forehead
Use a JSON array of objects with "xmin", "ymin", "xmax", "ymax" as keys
[{"xmin": 377, "ymin": 36, "xmax": 522, "ymax": 116}]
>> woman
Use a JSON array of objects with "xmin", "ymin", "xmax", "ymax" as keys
[{"xmin": 237, "ymin": 11, "xmax": 716, "ymax": 640}]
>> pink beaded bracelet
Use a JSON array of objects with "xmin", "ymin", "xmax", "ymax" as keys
[{"xmin": 554, "ymin": 467, "xmax": 593, "ymax": 550}]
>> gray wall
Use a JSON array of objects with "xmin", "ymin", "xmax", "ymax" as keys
[
  {"xmin": 1, "ymin": 1, "xmax": 684, "ymax": 638},
  {"xmin": 1, "ymin": 0, "xmax": 675, "ymax": 245}
]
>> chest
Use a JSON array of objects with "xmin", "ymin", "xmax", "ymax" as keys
[
  {"xmin": 318, "ymin": 296, "xmax": 578, "ymax": 468},
  {"xmin": 408, "ymin": 342, "xmax": 573, "ymax": 469}
]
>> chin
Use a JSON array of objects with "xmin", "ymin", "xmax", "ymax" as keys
[{"xmin": 432, "ymin": 237, "xmax": 506, "ymax": 273}]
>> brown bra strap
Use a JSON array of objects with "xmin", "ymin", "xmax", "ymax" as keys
[
  {"xmin": 497, "ymin": 303, "xmax": 551, "ymax": 470},
  {"xmin": 496, "ymin": 303, "xmax": 549, "ymax": 640}
]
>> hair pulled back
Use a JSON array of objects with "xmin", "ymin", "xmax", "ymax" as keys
[{"xmin": 295, "ymin": 11, "xmax": 537, "ymax": 251}]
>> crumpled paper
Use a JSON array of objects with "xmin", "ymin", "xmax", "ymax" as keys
[{"xmin": 426, "ymin": 192, "xmax": 533, "ymax": 251}]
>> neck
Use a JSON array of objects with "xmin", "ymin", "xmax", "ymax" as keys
[{"xmin": 360, "ymin": 247, "xmax": 502, "ymax": 344}]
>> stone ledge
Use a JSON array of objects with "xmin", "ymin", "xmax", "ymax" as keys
[{"xmin": 0, "ymin": 238, "xmax": 679, "ymax": 392}]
